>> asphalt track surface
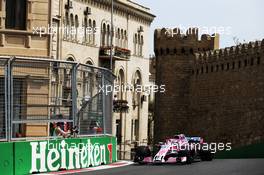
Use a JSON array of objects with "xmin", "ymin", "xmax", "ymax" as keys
[{"xmin": 77, "ymin": 159, "xmax": 264, "ymax": 175}]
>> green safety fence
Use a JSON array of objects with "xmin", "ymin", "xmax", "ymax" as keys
[
  {"xmin": 215, "ymin": 142, "xmax": 264, "ymax": 159},
  {"xmin": 0, "ymin": 136, "xmax": 117, "ymax": 175}
]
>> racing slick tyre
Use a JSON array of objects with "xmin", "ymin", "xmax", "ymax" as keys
[
  {"xmin": 186, "ymin": 151, "xmax": 194, "ymax": 164},
  {"xmin": 178, "ymin": 150, "xmax": 193, "ymax": 164},
  {"xmin": 200, "ymin": 150, "xmax": 214, "ymax": 161},
  {"xmin": 133, "ymin": 146, "xmax": 151, "ymax": 164}
]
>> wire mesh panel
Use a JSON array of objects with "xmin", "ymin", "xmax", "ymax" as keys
[
  {"xmin": 0, "ymin": 56, "xmax": 115, "ymax": 141},
  {"xmin": 0, "ymin": 58, "xmax": 8, "ymax": 140},
  {"xmin": 103, "ymin": 70, "xmax": 115, "ymax": 135},
  {"xmin": 77, "ymin": 65, "xmax": 104, "ymax": 135},
  {"xmin": 11, "ymin": 59, "xmax": 76, "ymax": 139}
]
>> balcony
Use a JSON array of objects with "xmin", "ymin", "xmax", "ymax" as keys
[
  {"xmin": 113, "ymin": 100, "xmax": 129, "ymax": 113},
  {"xmin": 99, "ymin": 46, "xmax": 131, "ymax": 61}
]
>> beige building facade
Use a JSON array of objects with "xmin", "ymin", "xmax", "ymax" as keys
[
  {"xmin": 0, "ymin": 0, "xmax": 155, "ymax": 158},
  {"xmin": 51, "ymin": 0, "xmax": 155, "ymax": 159},
  {"xmin": 0, "ymin": 0, "xmax": 51, "ymax": 138}
]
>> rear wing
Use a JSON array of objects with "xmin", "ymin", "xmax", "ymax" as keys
[{"xmin": 186, "ymin": 137, "xmax": 204, "ymax": 143}]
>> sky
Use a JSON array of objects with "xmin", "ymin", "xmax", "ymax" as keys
[{"xmin": 134, "ymin": 0, "xmax": 264, "ymax": 55}]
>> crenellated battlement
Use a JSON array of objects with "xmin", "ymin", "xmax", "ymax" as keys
[
  {"xmin": 154, "ymin": 27, "xmax": 219, "ymax": 55},
  {"xmin": 194, "ymin": 39, "xmax": 264, "ymax": 65},
  {"xmin": 154, "ymin": 27, "xmax": 264, "ymax": 147}
]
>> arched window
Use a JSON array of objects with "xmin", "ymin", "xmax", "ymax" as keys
[
  {"xmin": 190, "ymin": 48, "xmax": 194, "ymax": 54},
  {"xmin": 124, "ymin": 30, "xmax": 127, "ymax": 48},
  {"xmin": 107, "ymin": 24, "xmax": 110, "ymax": 46},
  {"xmin": 173, "ymin": 48, "xmax": 177, "ymax": 54},
  {"xmin": 93, "ymin": 20, "xmax": 96, "ymax": 44},
  {"xmin": 84, "ymin": 17, "xmax": 88, "ymax": 43},
  {"xmin": 117, "ymin": 28, "xmax": 120, "ymax": 47},
  {"xmin": 75, "ymin": 15, "xmax": 79, "ymax": 41},
  {"xmin": 211, "ymin": 66, "xmax": 214, "ymax": 72},
  {"xmin": 181, "ymin": 47, "xmax": 185, "ymax": 54},
  {"xmin": 140, "ymin": 35, "xmax": 144, "ymax": 56},
  {"xmin": 134, "ymin": 34, "xmax": 137, "ymax": 55},
  {"xmin": 166, "ymin": 48, "xmax": 170, "ymax": 55},
  {"xmin": 64, "ymin": 12, "xmax": 70, "ymax": 39},
  {"xmin": 160, "ymin": 48, "xmax": 163, "ymax": 55},
  {"xmin": 121, "ymin": 29, "xmax": 124, "ymax": 48},
  {"xmin": 250, "ymin": 58, "xmax": 254, "ymax": 66},
  {"xmin": 83, "ymin": 60, "xmax": 94, "ymax": 99},
  {"xmin": 116, "ymin": 69, "xmax": 125, "ymax": 99},
  {"xmin": 137, "ymin": 34, "xmax": 140, "ymax": 56},
  {"xmin": 88, "ymin": 19, "xmax": 92, "ymax": 43},
  {"xmin": 133, "ymin": 70, "xmax": 142, "ymax": 109},
  {"xmin": 257, "ymin": 57, "xmax": 261, "ymax": 65},
  {"xmin": 70, "ymin": 14, "xmax": 74, "ymax": 40},
  {"xmin": 101, "ymin": 23, "xmax": 106, "ymax": 46}
]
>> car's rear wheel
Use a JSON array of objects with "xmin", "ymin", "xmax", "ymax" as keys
[
  {"xmin": 134, "ymin": 146, "xmax": 151, "ymax": 163},
  {"xmin": 200, "ymin": 150, "xmax": 214, "ymax": 161},
  {"xmin": 178, "ymin": 150, "xmax": 193, "ymax": 164}
]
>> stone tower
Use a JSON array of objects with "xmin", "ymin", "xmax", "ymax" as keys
[{"xmin": 154, "ymin": 28, "xmax": 219, "ymax": 142}]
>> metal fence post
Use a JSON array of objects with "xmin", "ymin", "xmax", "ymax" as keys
[
  {"xmin": 102, "ymin": 72, "xmax": 106, "ymax": 135},
  {"xmin": 7, "ymin": 57, "xmax": 15, "ymax": 141},
  {"xmin": 71, "ymin": 63, "xmax": 78, "ymax": 128},
  {"xmin": 4, "ymin": 59, "xmax": 8, "ymax": 141}
]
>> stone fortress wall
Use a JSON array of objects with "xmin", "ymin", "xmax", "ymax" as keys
[{"xmin": 154, "ymin": 27, "xmax": 264, "ymax": 148}]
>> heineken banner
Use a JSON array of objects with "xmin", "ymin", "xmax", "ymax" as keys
[{"xmin": 0, "ymin": 136, "xmax": 117, "ymax": 175}]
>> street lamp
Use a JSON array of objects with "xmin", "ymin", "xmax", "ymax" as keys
[{"xmin": 110, "ymin": 0, "xmax": 114, "ymax": 71}]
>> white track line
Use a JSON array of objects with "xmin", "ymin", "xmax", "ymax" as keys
[{"xmin": 37, "ymin": 161, "xmax": 134, "ymax": 175}]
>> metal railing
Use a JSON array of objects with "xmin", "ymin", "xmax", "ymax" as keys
[{"xmin": 0, "ymin": 56, "xmax": 115, "ymax": 141}]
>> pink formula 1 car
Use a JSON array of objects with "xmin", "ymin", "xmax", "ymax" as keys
[{"xmin": 134, "ymin": 134, "xmax": 214, "ymax": 164}]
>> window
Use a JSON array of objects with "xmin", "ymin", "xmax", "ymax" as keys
[
  {"xmin": 250, "ymin": 58, "xmax": 254, "ymax": 66},
  {"xmin": 134, "ymin": 34, "xmax": 137, "ymax": 55},
  {"xmin": 244, "ymin": 59, "xmax": 247, "ymax": 67},
  {"xmin": 75, "ymin": 15, "xmax": 79, "ymax": 41},
  {"xmin": 84, "ymin": 18, "xmax": 88, "ymax": 43},
  {"xmin": 120, "ymin": 29, "xmax": 123, "ymax": 48},
  {"xmin": 140, "ymin": 35, "xmax": 144, "ymax": 56},
  {"xmin": 101, "ymin": 23, "xmax": 106, "ymax": 46},
  {"xmin": 166, "ymin": 48, "xmax": 170, "ymax": 55},
  {"xmin": 238, "ymin": 61, "xmax": 241, "ymax": 68},
  {"xmin": 257, "ymin": 57, "xmax": 261, "ymax": 65},
  {"xmin": 6, "ymin": 0, "xmax": 27, "ymax": 30},
  {"xmin": 88, "ymin": 19, "xmax": 92, "ymax": 43},
  {"xmin": 70, "ymin": 14, "xmax": 74, "ymax": 40},
  {"xmin": 92, "ymin": 20, "xmax": 96, "ymax": 44},
  {"xmin": 216, "ymin": 65, "xmax": 219, "ymax": 72},
  {"xmin": 124, "ymin": 30, "xmax": 127, "ymax": 48},
  {"xmin": 65, "ymin": 12, "xmax": 70, "ymax": 39},
  {"xmin": 106, "ymin": 25, "xmax": 111, "ymax": 46}
]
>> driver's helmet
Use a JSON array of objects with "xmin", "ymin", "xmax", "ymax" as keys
[
  {"xmin": 179, "ymin": 134, "xmax": 186, "ymax": 139},
  {"xmin": 173, "ymin": 135, "xmax": 180, "ymax": 139}
]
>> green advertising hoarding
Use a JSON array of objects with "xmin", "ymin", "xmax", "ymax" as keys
[
  {"xmin": 0, "ymin": 142, "xmax": 14, "ymax": 175},
  {"xmin": 0, "ymin": 136, "xmax": 117, "ymax": 175}
]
